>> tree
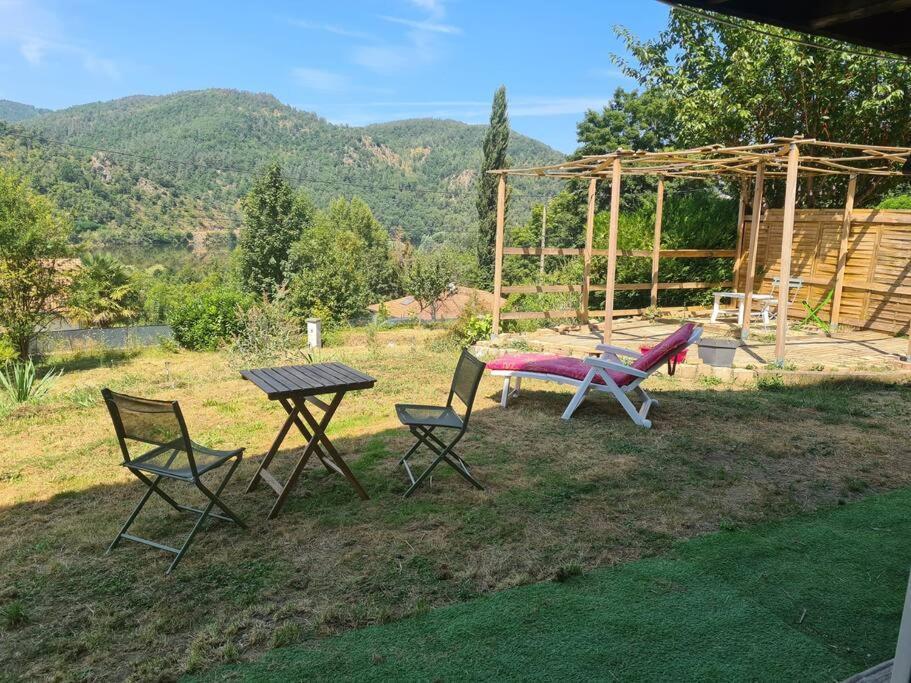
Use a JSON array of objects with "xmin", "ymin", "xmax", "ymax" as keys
[
  {"xmin": 67, "ymin": 253, "xmax": 140, "ymax": 328},
  {"xmin": 239, "ymin": 163, "xmax": 314, "ymax": 296},
  {"xmin": 314, "ymin": 197, "xmax": 399, "ymax": 299},
  {"xmin": 476, "ymin": 86, "xmax": 509, "ymax": 286},
  {"xmin": 404, "ymin": 251, "xmax": 455, "ymax": 322},
  {"xmin": 614, "ymin": 11, "xmax": 911, "ymax": 205},
  {"xmin": 0, "ymin": 170, "xmax": 72, "ymax": 359}
]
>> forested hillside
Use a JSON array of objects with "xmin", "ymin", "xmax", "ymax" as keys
[
  {"xmin": 0, "ymin": 99, "xmax": 50, "ymax": 123},
  {"xmin": 0, "ymin": 89, "xmax": 562, "ymax": 247}
]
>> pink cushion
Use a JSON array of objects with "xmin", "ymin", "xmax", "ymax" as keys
[
  {"xmin": 487, "ymin": 353, "xmax": 633, "ymax": 387},
  {"xmin": 486, "ymin": 323, "xmax": 697, "ymax": 389},
  {"xmin": 631, "ymin": 323, "xmax": 696, "ymax": 373}
]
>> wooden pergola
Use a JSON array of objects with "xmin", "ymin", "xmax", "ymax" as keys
[{"xmin": 489, "ymin": 136, "xmax": 911, "ymax": 365}]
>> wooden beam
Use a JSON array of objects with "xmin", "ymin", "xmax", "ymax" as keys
[
  {"xmin": 581, "ymin": 178, "xmax": 597, "ymax": 324},
  {"xmin": 491, "ymin": 174, "xmax": 506, "ymax": 336},
  {"xmin": 731, "ymin": 179, "xmax": 748, "ymax": 289},
  {"xmin": 503, "ymin": 247, "xmax": 583, "ymax": 256},
  {"xmin": 539, "ymin": 204, "xmax": 547, "ymax": 274},
  {"xmin": 829, "ymin": 174, "xmax": 856, "ymax": 332},
  {"xmin": 650, "ymin": 177, "xmax": 664, "ymax": 307},
  {"xmin": 740, "ymin": 163, "xmax": 765, "ymax": 340},
  {"xmin": 603, "ymin": 157, "xmax": 622, "ymax": 341},
  {"xmin": 775, "ymin": 143, "xmax": 800, "ymax": 365}
]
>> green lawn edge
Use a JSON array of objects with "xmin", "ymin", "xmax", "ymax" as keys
[{"xmin": 190, "ymin": 489, "xmax": 911, "ymax": 682}]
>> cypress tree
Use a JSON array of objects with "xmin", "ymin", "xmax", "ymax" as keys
[{"xmin": 476, "ymin": 86, "xmax": 509, "ymax": 286}]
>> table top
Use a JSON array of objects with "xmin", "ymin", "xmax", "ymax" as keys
[
  {"xmin": 241, "ymin": 362, "xmax": 376, "ymax": 400},
  {"xmin": 715, "ymin": 291, "xmax": 775, "ymax": 300}
]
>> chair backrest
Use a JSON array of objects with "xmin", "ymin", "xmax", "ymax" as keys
[
  {"xmin": 447, "ymin": 349, "xmax": 487, "ymax": 425},
  {"xmin": 631, "ymin": 323, "xmax": 702, "ymax": 375},
  {"xmin": 101, "ymin": 388, "xmax": 197, "ymax": 475},
  {"xmin": 770, "ymin": 277, "xmax": 804, "ymax": 303}
]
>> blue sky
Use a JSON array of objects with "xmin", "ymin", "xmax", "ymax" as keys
[{"xmin": 0, "ymin": 0, "xmax": 671, "ymax": 152}]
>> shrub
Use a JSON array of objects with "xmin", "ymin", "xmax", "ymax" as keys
[
  {"xmin": 167, "ymin": 287, "xmax": 251, "ymax": 351},
  {"xmin": 0, "ymin": 337, "xmax": 15, "ymax": 364},
  {"xmin": 449, "ymin": 294, "xmax": 493, "ymax": 347},
  {"xmin": 0, "ymin": 360, "xmax": 62, "ymax": 403},
  {"xmin": 228, "ymin": 295, "xmax": 311, "ymax": 368},
  {"xmin": 878, "ymin": 194, "xmax": 911, "ymax": 210}
]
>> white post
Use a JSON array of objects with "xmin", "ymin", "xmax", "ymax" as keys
[
  {"xmin": 891, "ymin": 570, "xmax": 911, "ymax": 683},
  {"xmin": 306, "ymin": 318, "xmax": 322, "ymax": 349}
]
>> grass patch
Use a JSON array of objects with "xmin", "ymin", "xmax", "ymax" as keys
[
  {"xmin": 0, "ymin": 330, "xmax": 908, "ymax": 679},
  {"xmin": 193, "ymin": 489, "xmax": 911, "ymax": 681}
]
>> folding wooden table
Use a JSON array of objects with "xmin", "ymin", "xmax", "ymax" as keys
[{"xmin": 241, "ymin": 362, "xmax": 376, "ymax": 519}]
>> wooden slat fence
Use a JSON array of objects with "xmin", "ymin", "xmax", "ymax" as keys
[{"xmin": 735, "ymin": 208, "xmax": 911, "ymax": 334}]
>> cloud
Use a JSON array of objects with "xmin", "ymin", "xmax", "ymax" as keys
[
  {"xmin": 291, "ymin": 67, "xmax": 349, "ymax": 92},
  {"xmin": 0, "ymin": 0, "xmax": 120, "ymax": 78},
  {"xmin": 380, "ymin": 16, "xmax": 460, "ymax": 35},
  {"xmin": 289, "ymin": 19, "xmax": 374, "ymax": 41},
  {"xmin": 352, "ymin": 0, "xmax": 459, "ymax": 75}
]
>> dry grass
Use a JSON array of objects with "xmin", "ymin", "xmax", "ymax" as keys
[{"xmin": 1, "ymin": 327, "xmax": 909, "ymax": 681}]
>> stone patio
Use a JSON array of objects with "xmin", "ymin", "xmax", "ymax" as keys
[{"xmin": 477, "ymin": 315, "xmax": 910, "ymax": 378}]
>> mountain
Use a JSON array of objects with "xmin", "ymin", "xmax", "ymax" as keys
[
  {"xmin": 0, "ymin": 99, "xmax": 51, "ymax": 123},
  {"xmin": 1, "ymin": 89, "xmax": 563, "ymax": 247}
]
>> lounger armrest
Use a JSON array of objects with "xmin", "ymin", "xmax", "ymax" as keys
[
  {"xmin": 595, "ymin": 344, "xmax": 642, "ymax": 359},
  {"xmin": 584, "ymin": 356, "xmax": 649, "ymax": 378}
]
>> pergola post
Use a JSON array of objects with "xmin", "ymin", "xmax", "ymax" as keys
[
  {"xmin": 775, "ymin": 143, "xmax": 800, "ymax": 365},
  {"xmin": 731, "ymin": 179, "xmax": 749, "ymax": 289},
  {"xmin": 603, "ymin": 157, "xmax": 622, "ymax": 341},
  {"xmin": 581, "ymin": 178, "xmax": 597, "ymax": 325},
  {"xmin": 650, "ymin": 177, "xmax": 665, "ymax": 308},
  {"xmin": 741, "ymin": 163, "xmax": 765, "ymax": 341},
  {"xmin": 830, "ymin": 174, "xmax": 856, "ymax": 333},
  {"xmin": 491, "ymin": 174, "xmax": 506, "ymax": 336}
]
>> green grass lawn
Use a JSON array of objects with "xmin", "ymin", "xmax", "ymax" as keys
[
  {"xmin": 1, "ymin": 327, "xmax": 909, "ymax": 680},
  {"xmin": 195, "ymin": 487, "xmax": 911, "ymax": 681}
]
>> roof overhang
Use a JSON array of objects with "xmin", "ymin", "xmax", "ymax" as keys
[{"xmin": 664, "ymin": 0, "xmax": 911, "ymax": 57}]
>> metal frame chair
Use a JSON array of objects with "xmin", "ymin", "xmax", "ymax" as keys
[
  {"xmin": 101, "ymin": 388, "xmax": 246, "ymax": 574},
  {"xmin": 394, "ymin": 349, "xmax": 486, "ymax": 497}
]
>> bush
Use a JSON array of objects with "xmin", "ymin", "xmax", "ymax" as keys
[
  {"xmin": 167, "ymin": 287, "xmax": 251, "ymax": 351},
  {"xmin": 449, "ymin": 294, "xmax": 493, "ymax": 346},
  {"xmin": 877, "ymin": 194, "xmax": 911, "ymax": 210},
  {"xmin": 0, "ymin": 337, "xmax": 15, "ymax": 364},
  {"xmin": 228, "ymin": 295, "xmax": 311, "ymax": 368}
]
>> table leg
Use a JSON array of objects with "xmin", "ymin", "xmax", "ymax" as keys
[
  {"xmin": 711, "ymin": 294, "xmax": 721, "ymax": 322},
  {"xmin": 738, "ymin": 298, "xmax": 745, "ymax": 326},
  {"xmin": 266, "ymin": 392, "xmax": 344, "ymax": 519},
  {"xmin": 279, "ymin": 398, "xmax": 337, "ymax": 475},
  {"xmin": 246, "ymin": 405, "xmax": 299, "ymax": 493},
  {"xmin": 296, "ymin": 395, "xmax": 370, "ymax": 501}
]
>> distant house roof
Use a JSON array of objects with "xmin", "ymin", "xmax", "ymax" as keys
[{"xmin": 368, "ymin": 287, "xmax": 505, "ymax": 322}]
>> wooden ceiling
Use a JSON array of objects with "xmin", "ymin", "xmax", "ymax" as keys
[{"xmin": 665, "ymin": 0, "xmax": 911, "ymax": 57}]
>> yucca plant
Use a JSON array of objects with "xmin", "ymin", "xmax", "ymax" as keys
[{"xmin": 0, "ymin": 360, "xmax": 62, "ymax": 403}]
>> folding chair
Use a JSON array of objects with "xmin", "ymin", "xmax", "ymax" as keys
[
  {"xmin": 101, "ymin": 388, "xmax": 246, "ymax": 574},
  {"xmin": 798, "ymin": 289, "xmax": 834, "ymax": 333},
  {"xmin": 394, "ymin": 349, "xmax": 486, "ymax": 497}
]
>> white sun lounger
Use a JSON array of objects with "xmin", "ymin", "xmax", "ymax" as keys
[{"xmin": 488, "ymin": 324, "xmax": 703, "ymax": 428}]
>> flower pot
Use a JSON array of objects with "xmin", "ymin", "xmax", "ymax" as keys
[{"xmin": 697, "ymin": 337, "xmax": 741, "ymax": 368}]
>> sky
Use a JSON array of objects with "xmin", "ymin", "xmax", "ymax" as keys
[{"xmin": 0, "ymin": 0, "xmax": 671, "ymax": 152}]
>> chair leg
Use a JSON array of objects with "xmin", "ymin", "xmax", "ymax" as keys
[
  {"xmin": 108, "ymin": 473, "xmax": 163, "ymax": 553},
  {"xmin": 561, "ymin": 368, "xmax": 596, "ymax": 420},
  {"xmin": 500, "ymin": 377, "xmax": 511, "ymax": 408},
  {"xmin": 401, "ymin": 427, "xmax": 482, "ymax": 496},
  {"xmin": 167, "ymin": 457, "xmax": 244, "ymax": 574}
]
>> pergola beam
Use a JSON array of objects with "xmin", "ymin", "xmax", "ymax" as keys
[
  {"xmin": 603, "ymin": 157, "xmax": 622, "ymax": 341},
  {"xmin": 650, "ymin": 177, "xmax": 665, "ymax": 308},
  {"xmin": 830, "ymin": 174, "xmax": 857, "ymax": 332},
  {"xmin": 741, "ymin": 163, "xmax": 765, "ymax": 341},
  {"xmin": 775, "ymin": 143, "xmax": 801, "ymax": 364}
]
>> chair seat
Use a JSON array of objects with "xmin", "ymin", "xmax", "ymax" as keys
[
  {"xmin": 126, "ymin": 441, "xmax": 243, "ymax": 480},
  {"xmin": 395, "ymin": 403, "xmax": 464, "ymax": 429}
]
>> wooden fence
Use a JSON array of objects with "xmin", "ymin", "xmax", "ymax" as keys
[{"xmin": 735, "ymin": 208, "xmax": 911, "ymax": 334}]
